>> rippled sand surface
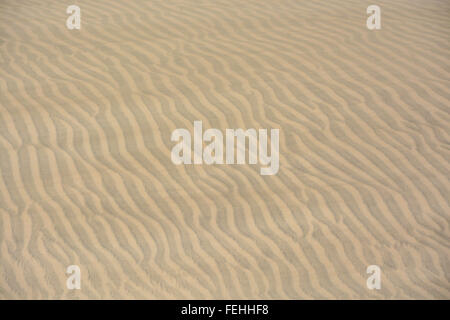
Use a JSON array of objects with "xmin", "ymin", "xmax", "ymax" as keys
[{"xmin": 0, "ymin": 0, "xmax": 449, "ymax": 299}]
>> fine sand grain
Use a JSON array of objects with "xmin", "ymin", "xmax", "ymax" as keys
[{"xmin": 0, "ymin": 0, "xmax": 449, "ymax": 299}]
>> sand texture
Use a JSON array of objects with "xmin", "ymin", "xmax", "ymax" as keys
[{"xmin": 0, "ymin": 0, "xmax": 449, "ymax": 299}]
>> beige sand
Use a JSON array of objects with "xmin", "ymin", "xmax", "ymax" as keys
[{"xmin": 0, "ymin": 0, "xmax": 449, "ymax": 299}]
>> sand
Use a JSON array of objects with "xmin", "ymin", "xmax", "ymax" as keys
[{"xmin": 0, "ymin": 0, "xmax": 449, "ymax": 299}]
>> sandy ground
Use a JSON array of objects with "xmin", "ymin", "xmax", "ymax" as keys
[{"xmin": 0, "ymin": 0, "xmax": 449, "ymax": 299}]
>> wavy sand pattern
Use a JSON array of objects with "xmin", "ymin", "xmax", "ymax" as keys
[{"xmin": 0, "ymin": 0, "xmax": 449, "ymax": 299}]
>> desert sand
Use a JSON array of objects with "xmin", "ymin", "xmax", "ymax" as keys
[{"xmin": 0, "ymin": 0, "xmax": 449, "ymax": 299}]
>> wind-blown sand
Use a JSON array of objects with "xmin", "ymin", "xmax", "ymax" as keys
[{"xmin": 0, "ymin": 0, "xmax": 449, "ymax": 299}]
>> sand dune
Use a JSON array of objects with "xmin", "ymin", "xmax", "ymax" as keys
[{"xmin": 0, "ymin": 0, "xmax": 449, "ymax": 299}]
